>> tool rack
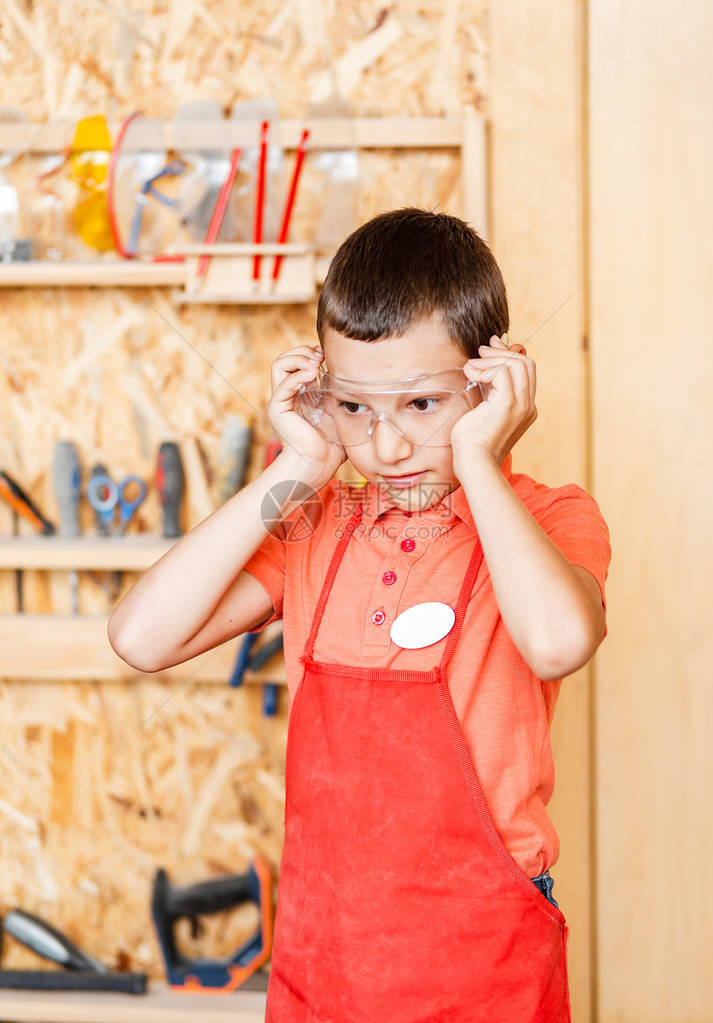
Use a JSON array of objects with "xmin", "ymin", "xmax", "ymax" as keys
[
  {"xmin": 0, "ymin": 113, "xmax": 487, "ymax": 682},
  {"xmin": 0, "ymin": 116, "xmax": 487, "ymax": 302},
  {"xmin": 0, "ymin": 535, "xmax": 283, "ymax": 683}
]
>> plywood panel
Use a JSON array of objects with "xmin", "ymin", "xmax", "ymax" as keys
[
  {"xmin": 489, "ymin": 2, "xmax": 593, "ymax": 1020},
  {"xmin": 0, "ymin": 0, "xmax": 494, "ymax": 985},
  {"xmin": 589, "ymin": 0, "xmax": 713, "ymax": 1018}
]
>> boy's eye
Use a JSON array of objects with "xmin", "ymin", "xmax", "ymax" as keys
[
  {"xmin": 408, "ymin": 396, "xmax": 440, "ymax": 412},
  {"xmin": 336, "ymin": 396, "xmax": 442, "ymax": 415},
  {"xmin": 337, "ymin": 401, "xmax": 368, "ymax": 415}
]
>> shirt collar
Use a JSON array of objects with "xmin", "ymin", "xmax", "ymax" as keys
[{"xmin": 356, "ymin": 451, "xmax": 513, "ymax": 533}]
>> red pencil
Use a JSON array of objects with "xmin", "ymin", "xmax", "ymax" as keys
[
  {"xmin": 272, "ymin": 129, "xmax": 310, "ymax": 281},
  {"xmin": 196, "ymin": 146, "xmax": 242, "ymax": 279},
  {"xmin": 252, "ymin": 120, "xmax": 269, "ymax": 280}
]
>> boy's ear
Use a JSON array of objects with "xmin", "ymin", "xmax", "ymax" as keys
[
  {"xmin": 504, "ymin": 333, "xmax": 526, "ymax": 355},
  {"xmin": 492, "ymin": 333, "xmax": 527, "ymax": 355}
]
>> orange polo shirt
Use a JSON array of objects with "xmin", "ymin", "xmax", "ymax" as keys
[{"xmin": 244, "ymin": 452, "xmax": 611, "ymax": 878}]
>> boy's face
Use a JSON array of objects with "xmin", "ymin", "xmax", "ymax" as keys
[{"xmin": 320, "ymin": 311, "xmax": 483, "ymax": 511}]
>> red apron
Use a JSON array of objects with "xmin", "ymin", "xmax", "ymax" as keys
[{"xmin": 265, "ymin": 501, "xmax": 571, "ymax": 1022}]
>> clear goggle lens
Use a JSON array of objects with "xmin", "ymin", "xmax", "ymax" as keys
[{"xmin": 297, "ymin": 366, "xmax": 487, "ymax": 447}]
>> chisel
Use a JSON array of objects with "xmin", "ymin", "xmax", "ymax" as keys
[
  {"xmin": 52, "ymin": 440, "xmax": 81, "ymax": 613},
  {"xmin": 0, "ymin": 908, "xmax": 147, "ymax": 994}
]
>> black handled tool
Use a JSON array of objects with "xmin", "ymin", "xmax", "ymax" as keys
[
  {"xmin": 156, "ymin": 441, "xmax": 184, "ymax": 537},
  {"xmin": 0, "ymin": 908, "xmax": 147, "ymax": 994},
  {"xmin": 151, "ymin": 858, "xmax": 273, "ymax": 991}
]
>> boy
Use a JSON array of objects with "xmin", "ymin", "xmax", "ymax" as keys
[{"xmin": 108, "ymin": 208, "xmax": 611, "ymax": 1022}]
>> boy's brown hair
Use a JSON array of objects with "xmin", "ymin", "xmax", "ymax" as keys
[{"xmin": 316, "ymin": 207, "xmax": 509, "ymax": 359}]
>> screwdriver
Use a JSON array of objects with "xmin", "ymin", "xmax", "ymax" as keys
[
  {"xmin": 0, "ymin": 470, "xmax": 55, "ymax": 534},
  {"xmin": 52, "ymin": 441, "xmax": 81, "ymax": 614},
  {"xmin": 216, "ymin": 416, "xmax": 252, "ymax": 506},
  {"xmin": 0, "ymin": 469, "xmax": 55, "ymax": 613},
  {"xmin": 156, "ymin": 441, "xmax": 184, "ymax": 538}
]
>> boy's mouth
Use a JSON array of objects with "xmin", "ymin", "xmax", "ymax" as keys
[{"xmin": 380, "ymin": 470, "xmax": 427, "ymax": 487}]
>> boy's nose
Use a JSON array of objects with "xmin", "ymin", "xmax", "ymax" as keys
[{"xmin": 371, "ymin": 417, "xmax": 413, "ymax": 462}]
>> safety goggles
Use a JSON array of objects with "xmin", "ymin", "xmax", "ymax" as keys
[{"xmin": 296, "ymin": 366, "xmax": 486, "ymax": 447}]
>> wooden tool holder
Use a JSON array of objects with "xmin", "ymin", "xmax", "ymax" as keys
[
  {"xmin": 0, "ymin": 535, "xmax": 283, "ymax": 684},
  {"xmin": 0, "ymin": 116, "xmax": 487, "ymax": 681},
  {"xmin": 0, "ymin": 117, "xmax": 487, "ymax": 304},
  {"xmin": 174, "ymin": 243, "xmax": 316, "ymax": 305}
]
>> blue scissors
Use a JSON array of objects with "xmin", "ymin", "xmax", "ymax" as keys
[
  {"xmin": 88, "ymin": 473, "xmax": 147, "ymax": 536},
  {"xmin": 127, "ymin": 159, "xmax": 186, "ymax": 256}
]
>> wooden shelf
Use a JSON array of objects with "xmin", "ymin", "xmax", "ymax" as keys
[
  {"xmin": 0, "ymin": 259, "xmax": 330, "ymax": 291},
  {"xmin": 0, "ymin": 541, "xmax": 286, "ymax": 683},
  {"xmin": 0, "ymin": 615, "xmax": 285, "ymax": 684},
  {"xmin": 0, "ymin": 257, "xmax": 332, "ymax": 290},
  {"xmin": 0, "ymin": 116, "xmax": 473, "ymax": 153},
  {"xmin": 0, "ymin": 979, "xmax": 266, "ymax": 1022},
  {"xmin": 0, "ymin": 535, "xmax": 176, "ymax": 571},
  {"xmin": 0, "ymin": 245, "xmax": 328, "ymax": 295},
  {"xmin": 0, "ymin": 260, "xmax": 185, "ymax": 288}
]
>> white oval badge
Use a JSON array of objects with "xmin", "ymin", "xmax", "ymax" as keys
[{"xmin": 390, "ymin": 602, "xmax": 456, "ymax": 650}]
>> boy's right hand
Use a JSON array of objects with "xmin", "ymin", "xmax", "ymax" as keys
[{"xmin": 267, "ymin": 345, "xmax": 347, "ymax": 484}]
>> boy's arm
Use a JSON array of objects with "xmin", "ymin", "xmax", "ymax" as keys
[
  {"xmin": 570, "ymin": 565, "xmax": 608, "ymax": 632},
  {"xmin": 458, "ymin": 453, "xmax": 609, "ymax": 681},
  {"xmin": 107, "ymin": 450, "xmax": 320, "ymax": 672}
]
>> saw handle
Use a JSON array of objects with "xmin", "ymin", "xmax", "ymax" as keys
[{"xmin": 154, "ymin": 869, "xmax": 255, "ymax": 919}]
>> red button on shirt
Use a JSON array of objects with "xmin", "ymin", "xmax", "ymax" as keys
[
  {"xmin": 400, "ymin": 538, "xmax": 415, "ymax": 552},
  {"xmin": 372, "ymin": 609, "xmax": 386, "ymax": 626},
  {"xmin": 382, "ymin": 571, "xmax": 397, "ymax": 585}
]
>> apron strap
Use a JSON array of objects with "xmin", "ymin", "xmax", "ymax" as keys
[
  {"xmin": 303, "ymin": 501, "xmax": 364, "ymax": 660},
  {"xmin": 437, "ymin": 537, "xmax": 485, "ymax": 676}
]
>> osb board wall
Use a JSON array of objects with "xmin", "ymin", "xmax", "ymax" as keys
[{"xmin": 0, "ymin": 0, "xmax": 489, "ymax": 980}]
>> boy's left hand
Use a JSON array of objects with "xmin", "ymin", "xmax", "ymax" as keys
[{"xmin": 450, "ymin": 334, "xmax": 538, "ymax": 472}]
